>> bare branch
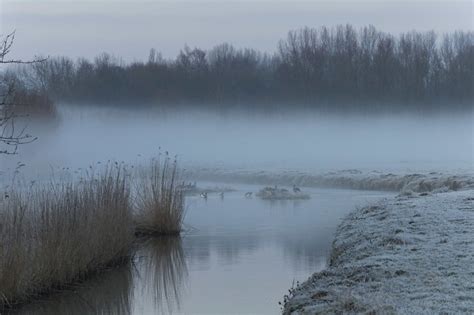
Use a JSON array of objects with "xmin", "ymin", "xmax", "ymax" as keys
[
  {"xmin": 0, "ymin": 58, "xmax": 49, "ymax": 65},
  {"xmin": 0, "ymin": 31, "xmax": 45, "ymax": 154}
]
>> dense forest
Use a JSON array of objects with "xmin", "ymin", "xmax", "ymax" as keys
[{"xmin": 9, "ymin": 25, "xmax": 474, "ymax": 110}]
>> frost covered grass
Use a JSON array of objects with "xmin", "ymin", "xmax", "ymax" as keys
[
  {"xmin": 185, "ymin": 168, "xmax": 474, "ymax": 193},
  {"xmin": 0, "ymin": 157, "xmax": 185, "ymax": 310},
  {"xmin": 134, "ymin": 158, "xmax": 185, "ymax": 236},
  {"xmin": 283, "ymin": 190, "xmax": 474, "ymax": 314}
]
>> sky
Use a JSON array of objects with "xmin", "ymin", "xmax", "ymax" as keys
[{"xmin": 1, "ymin": 0, "xmax": 473, "ymax": 62}]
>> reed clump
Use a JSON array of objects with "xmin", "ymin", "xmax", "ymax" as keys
[
  {"xmin": 0, "ymin": 165, "xmax": 134, "ymax": 309},
  {"xmin": 134, "ymin": 156, "xmax": 185, "ymax": 236},
  {"xmin": 0, "ymin": 156, "xmax": 185, "ymax": 309}
]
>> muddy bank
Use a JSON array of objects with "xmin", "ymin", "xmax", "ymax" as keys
[{"xmin": 283, "ymin": 190, "xmax": 474, "ymax": 314}]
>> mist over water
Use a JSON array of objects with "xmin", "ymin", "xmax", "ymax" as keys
[
  {"xmin": 3, "ymin": 103, "xmax": 471, "ymax": 313},
  {"xmin": 5, "ymin": 104, "xmax": 473, "ymax": 177},
  {"xmin": 1, "ymin": 0, "xmax": 473, "ymax": 313}
]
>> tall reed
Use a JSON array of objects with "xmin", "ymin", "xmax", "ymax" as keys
[
  {"xmin": 134, "ymin": 156, "xmax": 185, "ymax": 236},
  {"xmin": 0, "ymin": 156, "xmax": 185, "ymax": 309},
  {"xmin": 0, "ymin": 165, "xmax": 133, "ymax": 308}
]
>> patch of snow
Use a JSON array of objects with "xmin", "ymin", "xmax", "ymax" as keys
[{"xmin": 283, "ymin": 190, "xmax": 474, "ymax": 314}]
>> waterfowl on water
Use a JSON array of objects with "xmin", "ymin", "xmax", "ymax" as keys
[
  {"xmin": 293, "ymin": 185, "xmax": 301, "ymax": 193},
  {"xmin": 200, "ymin": 192, "xmax": 208, "ymax": 199},
  {"xmin": 245, "ymin": 192, "xmax": 253, "ymax": 198}
]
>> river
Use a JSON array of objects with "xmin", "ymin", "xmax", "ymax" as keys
[{"xmin": 13, "ymin": 183, "xmax": 392, "ymax": 314}]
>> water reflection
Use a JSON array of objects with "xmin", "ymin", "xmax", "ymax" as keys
[
  {"xmin": 278, "ymin": 229, "xmax": 332, "ymax": 270},
  {"xmin": 8, "ymin": 186, "xmax": 391, "ymax": 314},
  {"xmin": 183, "ymin": 234, "xmax": 262, "ymax": 268},
  {"xmin": 10, "ymin": 237, "xmax": 188, "ymax": 315},
  {"xmin": 10, "ymin": 265, "xmax": 133, "ymax": 315},
  {"xmin": 134, "ymin": 237, "xmax": 188, "ymax": 314}
]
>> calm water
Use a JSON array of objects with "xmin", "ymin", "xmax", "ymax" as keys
[
  {"xmin": 14, "ymin": 183, "xmax": 392, "ymax": 315},
  {"xmin": 8, "ymin": 106, "xmax": 473, "ymax": 176}
]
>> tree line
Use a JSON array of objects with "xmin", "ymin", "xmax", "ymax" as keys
[{"xmin": 12, "ymin": 25, "xmax": 474, "ymax": 110}]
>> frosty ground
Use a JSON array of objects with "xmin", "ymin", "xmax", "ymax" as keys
[
  {"xmin": 185, "ymin": 168, "xmax": 474, "ymax": 193},
  {"xmin": 185, "ymin": 167, "xmax": 474, "ymax": 313},
  {"xmin": 283, "ymin": 189, "xmax": 474, "ymax": 314}
]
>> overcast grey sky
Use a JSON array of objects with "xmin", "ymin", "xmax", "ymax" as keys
[{"xmin": 1, "ymin": 1, "xmax": 472, "ymax": 62}]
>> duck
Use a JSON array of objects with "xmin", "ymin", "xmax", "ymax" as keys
[
  {"xmin": 245, "ymin": 192, "xmax": 253, "ymax": 198},
  {"xmin": 200, "ymin": 192, "xmax": 208, "ymax": 199}
]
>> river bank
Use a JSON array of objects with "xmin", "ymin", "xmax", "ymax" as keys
[
  {"xmin": 283, "ymin": 189, "xmax": 474, "ymax": 314},
  {"xmin": 185, "ymin": 168, "xmax": 474, "ymax": 193}
]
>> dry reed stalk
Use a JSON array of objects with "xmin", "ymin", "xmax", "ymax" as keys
[
  {"xmin": 134, "ymin": 156, "xmax": 185, "ymax": 236},
  {"xmin": 0, "ymin": 165, "xmax": 133, "ymax": 308}
]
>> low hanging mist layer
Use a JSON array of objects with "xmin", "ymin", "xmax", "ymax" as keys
[{"xmin": 4, "ymin": 105, "xmax": 472, "ymax": 177}]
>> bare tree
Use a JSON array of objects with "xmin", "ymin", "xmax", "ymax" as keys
[
  {"xmin": 0, "ymin": 31, "xmax": 45, "ymax": 154},
  {"xmin": 8, "ymin": 26, "xmax": 473, "ymax": 110}
]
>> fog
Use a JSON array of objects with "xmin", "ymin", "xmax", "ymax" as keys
[
  {"xmin": 2, "ymin": 1, "xmax": 472, "ymax": 177},
  {"xmin": 1, "ymin": 1, "xmax": 473, "ymax": 313},
  {"xmin": 2, "ymin": 1, "xmax": 473, "ymax": 174},
  {"xmin": 5, "ymin": 105, "xmax": 472, "ymax": 178}
]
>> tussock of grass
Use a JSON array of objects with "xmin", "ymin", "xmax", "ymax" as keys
[{"xmin": 134, "ymin": 156, "xmax": 185, "ymax": 236}]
